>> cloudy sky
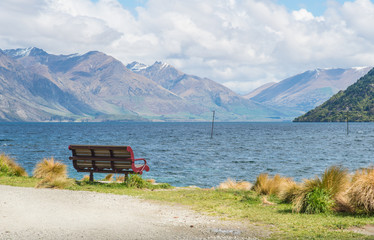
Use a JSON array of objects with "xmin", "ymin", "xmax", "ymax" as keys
[{"xmin": 1, "ymin": 0, "xmax": 374, "ymax": 94}]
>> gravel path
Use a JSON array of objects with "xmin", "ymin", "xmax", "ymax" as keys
[{"xmin": 0, "ymin": 185, "xmax": 270, "ymax": 240}]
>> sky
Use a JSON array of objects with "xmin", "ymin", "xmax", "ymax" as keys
[{"xmin": 0, "ymin": 0, "xmax": 374, "ymax": 94}]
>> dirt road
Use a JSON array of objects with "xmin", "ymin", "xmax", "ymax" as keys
[{"xmin": 0, "ymin": 185, "xmax": 269, "ymax": 240}]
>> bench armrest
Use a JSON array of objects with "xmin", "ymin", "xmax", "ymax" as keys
[{"xmin": 132, "ymin": 158, "xmax": 150, "ymax": 174}]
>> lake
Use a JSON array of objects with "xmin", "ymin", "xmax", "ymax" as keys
[{"xmin": 0, "ymin": 122, "xmax": 373, "ymax": 188}]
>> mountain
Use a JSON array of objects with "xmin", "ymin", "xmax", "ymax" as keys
[
  {"xmin": 248, "ymin": 67, "xmax": 372, "ymax": 115},
  {"xmin": 294, "ymin": 68, "xmax": 374, "ymax": 122},
  {"xmin": 0, "ymin": 47, "xmax": 285, "ymax": 122},
  {"xmin": 0, "ymin": 49, "xmax": 95, "ymax": 121},
  {"xmin": 244, "ymin": 82, "xmax": 276, "ymax": 99},
  {"xmin": 4, "ymin": 48, "xmax": 208, "ymax": 121},
  {"xmin": 127, "ymin": 61, "xmax": 287, "ymax": 121}
]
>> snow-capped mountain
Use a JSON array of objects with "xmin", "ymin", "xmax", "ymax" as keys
[
  {"xmin": 127, "ymin": 61, "xmax": 287, "ymax": 120},
  {"xmin": 0, "ymin": 48, "xmax": 285, "ymax": 122},
  {"xmin": 126, "ymin": 61, "xmax": 148, "ymax": 72}
]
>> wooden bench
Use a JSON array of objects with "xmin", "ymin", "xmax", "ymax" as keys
[{"xmin": 68, "ymin": 145, "xmax": 150, "ymax": 181}]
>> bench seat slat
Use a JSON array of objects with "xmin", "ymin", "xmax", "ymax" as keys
[{"xmin": 70, "ymin": 156, "xmax": 132, "ymax": 161}]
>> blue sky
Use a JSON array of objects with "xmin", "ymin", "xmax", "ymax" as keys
[
  {"xmin": 276, "ymin": 0, "xmax": 354, "ymax": 15},
  {"xmin": 115, "ymin": 0, "xmax": 357, "ymax": 17},
  {"xmin": 1, "ymin": 0, "xmax": 374, "ymax": 93}
]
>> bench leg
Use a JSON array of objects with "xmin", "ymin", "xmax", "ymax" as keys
[{"xmin": 89, "ymin": 172, "xmax": 94, "ymax": 182}]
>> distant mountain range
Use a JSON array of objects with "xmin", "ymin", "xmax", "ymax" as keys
[
  {"xmin": 126, "ymin": 61, "xmax": 286, "ymax": 121},
  {"xmin": 0, "ymin": 47, "xmax": 371, "ymax": 122},
  {"xmin": 294, "ymin": 68, "xmax": 374, "ymax": 122},
  {"xmin": 0, "ymin": 47, "xmax": 285, "ymax": 122},
  {"xmin": 246, "ymin": 67, "xmax": 372, "ymax": 115}
]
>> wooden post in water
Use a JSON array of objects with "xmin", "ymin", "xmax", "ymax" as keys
[
  {"xmin": 346, "ymin": 107, "xmax": 349, "ymax": 135},
  {"xmin": 346, "ymin": 117, "xmax": 349, "ymax": 135},
  {"xmin": 210, "ymin": 110, "xmax": 215, "ymax": 139}
]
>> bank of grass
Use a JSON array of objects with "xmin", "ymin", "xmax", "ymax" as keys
[
  {"xmin": 1, "ymin": 154, "xmax": 373, "ymax": 239},
  {"xmin": 0, "ymin": 175, "xmax": 373, "ymax": 239}
]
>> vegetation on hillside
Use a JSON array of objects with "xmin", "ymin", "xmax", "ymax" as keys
[{"xmin": 294, "ymin": 68, "xmax": 374, "ymax": 122}]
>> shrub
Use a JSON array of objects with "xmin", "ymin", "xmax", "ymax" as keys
[
  {"xmin": 0, "ymin": 153, "xmax": 28, "ymax": 177},
  {"xmin": 121, "ymin": 174, "xmax": 172, "ymax": 189},
  {"xmin": 293, "ymin": 177, "xmax": 333, "ymax": 213},
  {"xmin": 104, "ymin": 174, "xmax": 114, "ymax": 181},
  {"xmin": 123, "ymin": 174, "xmax": 149, "ymax": 188},
  {"xmin": 334, "ymin": 194, "xmax": 354, "ymax": 213},
  {"xmin": 81, "ymin": 175, "xmax": 90, "ymax": 181},
  {"xmin": 280, "ymin": 181, "xmax": 301, "ymax": 203},
  {"xmin": 253, "ymin": 173, "xmax": 293, "ymax": 196},
  {"xmin": 116, "ymin": 175, "xmax": 125, "ymax": 183},
  {"xmin": 292, "ymin": 166, "xmax": 349, "ymax": 214},
  {"xmin": 347, "ymin": 168, "xmax": 374, "ymax": 213},
  {"xmin": 33, "ymin": 157, "xmax": 72, "ymax": 189},
  {"xmin": 218, "ymin": 178, "xmax": 252, "ymax": 190},
  {"xmin": 321, "ymin": 166, "xmax": 349, "ymax": 198},
  {"xmin": 304, "ymin": 187, "xmax": 334, "ymax": 214},
  {"xmin": 33, "ymin": 157, "xmax": 67, "ymax": 179},
  {"xmin": 146, "ymin": 179, "xmax": 156, "ymax": 184}
]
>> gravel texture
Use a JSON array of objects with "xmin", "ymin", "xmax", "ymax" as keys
[{"xmin": 0, "ymin": 185, "xmax": 270, "ymax": 240}]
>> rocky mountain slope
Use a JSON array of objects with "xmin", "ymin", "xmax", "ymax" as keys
[
  {"xmin": 0, "ymin": 47, "xmax": 285, "ymax": 122},
  {"xmin": 248, "ymin": 67, "xmax": 372, "ymax": 114},
  {"xmin": 294, "ymin": 68, "xmax": 374, "ymax": 122},
  {"xmin": 127, "ymin": 61, "xmax": 285, "ymax": 120},
  {"xmin": 244, "ymin": 82, "xmax": 276, "ymax": 99},
  {"xmin": 0, "ymin": 49, "xmax": 95, "ymax": 121}
]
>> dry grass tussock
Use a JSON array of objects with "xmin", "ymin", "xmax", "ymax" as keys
[
  {"xmin": 34, "ymin": 157, "xmax": 67, "ymax": 179},
  {"xmin": 292, "ymin": 166, "xmax": 349, "ymax": 213},
  {"xmin": 146, "ymin": 179, "xmax": 156, "ymax": 184},
  {"xmin": 321, "ymin": 165, "xmax": 349, "ymax": 198},
  {"xmin": 33, "ymin": 157, "xmax": 72, "ymax": 189},
  {"xmin": 279, "ymin": 181, "xmax": 301, "ymax": 203},
  {"xmin": 104, "ymin": 174, "xmax": 114, "ymax": 181},
  {"xmin": 82, "ymin": 175, "xmax": 90, "ymax": 181},
  {"xmin": 218, "ymin": 178, "xmax": 252, "ymax": 190},
  {"xmin": 116, "ymin": 175, "xmax": 125, "ymax": 182},
  {"xmin": 253, "ymin": 173, "xmax": 294, "ymax": 196},
  {"xmin": 347, "ymin": 168, "xmax": 374, "ymax": 213},
  {"xmin": 0, "ymin": 153, "xmax": 28, "ymax": 177}
]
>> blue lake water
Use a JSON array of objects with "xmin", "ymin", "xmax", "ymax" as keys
[{"xmin": 0, "ymin": 122, "xmax": 373, "ymax": 188}]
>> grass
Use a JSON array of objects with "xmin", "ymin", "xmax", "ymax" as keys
[
  {"xmin": 0, "ymin": 153, "xmax": 28, "ymax": 177},
  {"xmin": 1, "ymin": 175, "xmax": 374, "ymax": 239},
  {"xmin": 218, "ymin": 178, "xmax": 252, "ymax": 190},
  {"xmin": 348, "ymin": 168, "xmax": 374, "ymax": 213},
  {"xmin": 321, "ymin": 166, "xmax": 349, "ymax": 198},
  {"xmin": 104, "ymin": 174, "xmax": 114, "ymax": 181},
  {"xmin": 33, "ymin": 157, "xmax": 67, "ymax": 179},
  {"xmin": 253, "ymin": 173, "xmax": 294, "ymax": 197},
  {"xmin": 33, "ymin": 157, "xmax": 72, "ymax": 189},
  {"xmin": 293, "ymin": 166, "xmax": 349, "ymax": 214},
  {"xmin": 2, "ymin": 159, "xmax": 374, "ymax": 239}
]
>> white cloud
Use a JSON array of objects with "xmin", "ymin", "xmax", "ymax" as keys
[
  {"xmin": 0, "ymin": 0, "xmax": 374, "ymax": 93},
  {"xmin": 292, "ymin": 9, "xmax": 324, "ymax": 22}
]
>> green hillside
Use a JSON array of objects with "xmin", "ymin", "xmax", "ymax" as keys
[{"xmin": 294, "ymin": 67, "xmax": 374, "ymax": 122}]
